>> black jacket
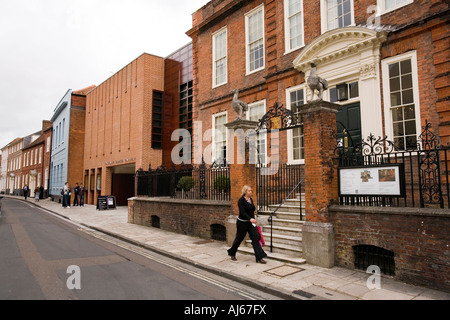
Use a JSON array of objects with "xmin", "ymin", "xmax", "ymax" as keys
[{"xmin": 237, "ymin": 196, "xmax": 255, "ymax": 221}]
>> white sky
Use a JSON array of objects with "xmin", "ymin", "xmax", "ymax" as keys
[{"xmin": 0, "ymin": 0, "xmax": 208, "ymax": 151}]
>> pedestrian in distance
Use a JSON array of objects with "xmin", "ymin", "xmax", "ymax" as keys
[
  {"xmin": 73, "ymin": 183, "xmax": 79, "ymax": 206},
  {"xmin": 39, "ymin": 185, "xmax": 44, "ymax": 199},
  {"xmin": 227, "ymin": 185, "xmax": 267, "ymax": 264},
  {"xmin": 78, "ymin": 184, "xmax": 85, "ymax": 207},
  {"xmin": 62, "ymin": 182, "xmax": 70, "ymax": 208},
  {"xmin": 34, "ymin": 187, "xmax": 40, "ymax": 202},
  {"xmin": 23, "ymin": 185, "xmax": 29, "ymax": 200}
]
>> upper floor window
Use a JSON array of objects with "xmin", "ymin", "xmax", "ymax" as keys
[
  {"xmin": 245, "ymin": 5, "xmax": 265, "ymax": 74},
  {"xmin": 321, "ymin": 0, "xmax": 354, "ymax": 33},
  {"xmin": 378, "ymin": 0, "xmax": 413, "ymax": 14},
  {"xmin": 213, "ymin": 27, "xmax": 227, "ymax": 87},
  {"xmin": 284, "ymin": 0, "xmax": 304, "ymax": 53},
  {"xmin": 382, "ymin": 51, "xmax": 420, "ymax": 151}
]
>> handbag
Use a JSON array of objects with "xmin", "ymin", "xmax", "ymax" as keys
[{"xmin": 257, "ymin": 225, "xmax": 265, "ymax": 247}]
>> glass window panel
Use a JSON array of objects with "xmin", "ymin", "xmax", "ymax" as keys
[
  {"xmin": 402, "ymin": 89, "xmax": 414, "ymax": 104},
  {"xmin": 330, "ymin": 87, "xmax": 338, "ymax": 103},
  {"xmin": 389, "ymin": 62, "xmax": 400, "ymax": 78},
  {"xmin": 390, "ymin": 92, "xmax": 401, "ymax": 106},
  {"xmin": 390, "ymin": 77, "xmax": 400, "ymax": 92},
  {"xmin": 404, "ymin": 105, "xmax": 415, "ymax": 120},
  {"xmin": 400, "ymin": 59, "xmax": 412, "ymax": 74},
  {"xmin": 393, "ymin": 122, "xmax": 404, "ymax": 137},
  {"xmin": 349, "ymin": 81, "xmax": 359, "ymax": 98},
  {"xmin": 392, "ymin": 107, "xmax": 403, "ymax": 122},
  {"xmin": 405, "ymin": 120, "xmax": 416, "ymax": 135},
  {"xmin": 394, "ymin": 137, "xmax": 405, "ymax": 150},
  {"xmin": 406, "ymin": 135, "xmax": 417, "ymax": 149},
  {"xmin": 401, "ymin": 74, "xmax": 413, "ymax": 90}
]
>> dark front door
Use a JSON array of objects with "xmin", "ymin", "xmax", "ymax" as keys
[
  {"xmin": 112, "ymin": 174, "xmax": 135, "ymax": 206},
  {"xmin": 336, "ymin": 102, "xmax": 362, "ymax": 152}
]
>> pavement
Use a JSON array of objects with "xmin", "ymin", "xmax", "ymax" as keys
[{"xmin": 2, "ymin": 195, "xmax": 450, "ymax": 300}]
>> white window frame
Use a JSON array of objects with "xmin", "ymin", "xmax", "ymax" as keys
[
  {"xmin": 247, "ymin": 100, "xmax": 267, "ymax": 165},
  {"xmin": 212, "ymin": 111, "xmax": 228, "ymax": 164},
  {"xmin": 284, "ymin": 0, "xmax": 305, "ymax": 54},
  {"xmin": 382, "ymin": 51, "xmax": 421, "ymax": 149},
  {"xmin": 245, "ymin": 4, "xmax": 265, "ymax": 75},
  {"xmin": 377, "ymin": 0, "xmax": 414, "ymax": 16},
  {"xmin": 286, "ymin": 84, "xmax": 306, "ymax": 164},
  {"xmin": 320, "ymin": 0, "xmax": 355, "ymax": 34},
  {"xmin": 212, "ymin": 26, "xmax": 228, "ymax": 88}
]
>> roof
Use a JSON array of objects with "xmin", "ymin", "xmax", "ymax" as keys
[
  {"xmin": 73, "ymin": 85, "xmax": 96, "ymax": 96},
  {"xmin": 22, "ymin": 133, "xmax": 45, "ymax": 151}
]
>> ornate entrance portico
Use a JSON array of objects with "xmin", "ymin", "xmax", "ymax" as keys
[{"xmin": 293, "ymin": 26, "xmax": 388, "ymax": 141}]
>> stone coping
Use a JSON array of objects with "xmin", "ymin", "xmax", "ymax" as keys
[
  {"xmin": 329, "ymin": 204, "xmax": 450, "ymax": 218},
  {"xmin": 128, "ymin": 196, "xmax": 231, "ymax": 207}
]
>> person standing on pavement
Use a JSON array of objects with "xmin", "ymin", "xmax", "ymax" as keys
[
  {"xmin": 73, "ymin": 183, "xmax": 79, "ymax": 206},
  {"xmin": 34, "ymin": 187, "xmax": 40, "ymax": 202},
  {"xmin": 23, "ymin": 185, "xmax": 29, "ymax": 200},
  {"xmin": 78, "ymin": 184, "xmax": 85, "ymax": 207},
  {"xmin": 227, "ymin": 185, "xmax": 267, "ymax": 264},
  {"xmin": 62, "ymin": 182, "xmax": 70, "ymax": 208}
]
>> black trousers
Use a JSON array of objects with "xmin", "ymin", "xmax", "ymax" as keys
[{"xmin": 227, "ymin": 220, "xmax": 267, "ymax": 261}]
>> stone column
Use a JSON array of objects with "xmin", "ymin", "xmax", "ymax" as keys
[
  {"xmin": 224, "ymin": 119, "xmax": 259, "ymax": 246},
  {"xmin": 300, "ymin": 100, "xmax": 340, "ymax": 268}
]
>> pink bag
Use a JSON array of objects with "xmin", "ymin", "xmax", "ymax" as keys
[{"xmin": 257, "ymin": 225, "xmax": 265, "ymax": 247}]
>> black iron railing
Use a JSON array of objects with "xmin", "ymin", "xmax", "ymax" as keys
[
  {"xmin": 256, "ymin": 163, "xmax": 304, "ymax": 212},
  {"xmin": 135, "ymin": 159, "xmax": 230, "ymax": 201}
]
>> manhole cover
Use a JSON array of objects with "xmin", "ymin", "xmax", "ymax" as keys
[{"xmin": 264, "ymin": 265, "xmax": 305, "ymax": 278}]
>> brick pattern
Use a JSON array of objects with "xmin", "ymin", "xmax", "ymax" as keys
[
  {"xmin": 329, "ymin": 206, "xmax": 450, "ymax": 292},
  {"xmin": 188, "ymin": 0, "xmax": 449, "ymax": 160},
  {"xmin": 84, "ymin": 54, "xmax": 165, "ymax": 205},
  {"xmin": 301, "ymin": 102, "xmax": 339, "ymax": 223},
  {"xmin": 128, "ymin": 198, "xmax": 232, "ymax": 240}
]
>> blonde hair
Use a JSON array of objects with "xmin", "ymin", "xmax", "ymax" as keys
[{"xmin": 241, "ymin": 185, "xmax": 252, "ymax": 196}]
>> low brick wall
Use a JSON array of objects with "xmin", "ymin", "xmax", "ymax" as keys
[
  {"xmin": 328, "ymin": 205, "xmax": 450, "ymax": 292},
  {"xmin": 128, "ymin": 197, "xmax": 233, "ymax": 240}
]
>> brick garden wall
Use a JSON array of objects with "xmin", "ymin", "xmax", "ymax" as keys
[
  {"xmin": 328, "ymin": 205, "xmax": 450, "ymax": 292},
  {"xmin": 128, "ymin": 197, "xmax": 233, "ymax": 240}
]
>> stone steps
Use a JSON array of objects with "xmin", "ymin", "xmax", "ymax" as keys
[{"xmin": 239, "ymin": 193, "xmax": 307, "ymax": 262}]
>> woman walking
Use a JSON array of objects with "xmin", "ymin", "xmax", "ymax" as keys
[{"xmin": 227, "ymin": 185, "xmax": 267, "ymax": 264}]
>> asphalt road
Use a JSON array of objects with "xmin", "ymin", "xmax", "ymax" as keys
[{"xmin": 0, "ymin": 197, "xmax": 281, "ymax": 301}]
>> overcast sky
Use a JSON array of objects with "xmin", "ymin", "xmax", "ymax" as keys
[{"xmin": 0, "ymin": 0, "xmax": 207, "ymax": 151}]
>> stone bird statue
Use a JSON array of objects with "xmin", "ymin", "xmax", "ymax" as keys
[
  {"xmin": 307, "ymin": 62, "xmax": 328, "ymax": 101},
  {"xmin": 231, "ymin": 89, "xmax": 248, "ymax": 119}
]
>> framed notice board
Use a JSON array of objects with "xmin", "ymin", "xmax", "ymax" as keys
[
  {"xmin": 338, "ymin": 164, "xmax": 405, "ymax": 197},
  {"xmin": 97, "ymin": 196, "xmax": 117, "ymax": 210}
]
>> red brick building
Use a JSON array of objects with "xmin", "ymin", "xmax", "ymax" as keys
[
  {"xmin": 83, "ymin": 54, "xmax": 165, "ymax": 206},
  {"xmin": 187, "ymin": 0, "xmax": 449, "ymax": 164},
  {"xmin": 21, "ymin": 120, "xmax": 53, "ymax": 198}
]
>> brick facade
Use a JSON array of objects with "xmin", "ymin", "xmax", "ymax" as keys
[
  {"xmin": 329, "ymin": 205, "xmax": 450, "ymax": 292},
  {"xmin": 187, "ymin": 0, "xmax": 449, "ymax": 164},
  {"xmin": 128, "ymin": 197, "xmax": 232, "ymax": 240},
  {"xmin": 84, "ymin": 53, "xmax": 165, "ymax": 206}
]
